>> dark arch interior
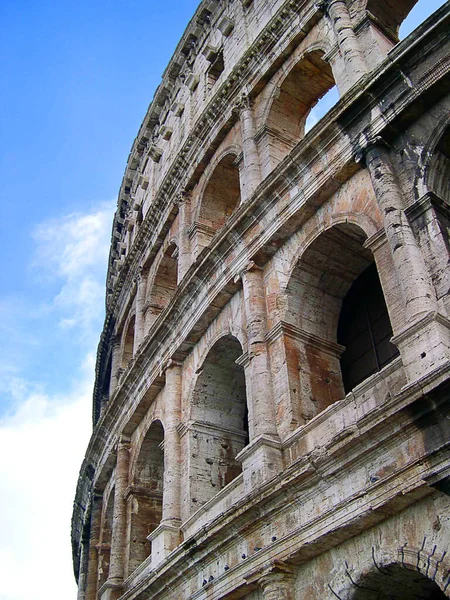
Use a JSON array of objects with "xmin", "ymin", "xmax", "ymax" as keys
[
  {"xmin": 200, "ymin": 154, "xmax": 241, "ymax": 232},
  {"xmin": 351, "ymin": 564, "xmax": 447, "ymax": 600},
  {"xmin": 267, "ymin": 49, "xmax": 336, "ymax": 160},
  {"xmin": 128, "ymin": 420, "xmax": 164, "ymax": 574},
  {"xmin": 189, "ymin": 335, "xmax": 248, "ymax": 509},
  {"xmin": 121, "ymin": 315, "xmax": 136, "ymax": 368},
  {"xmin": 338, "ymin": 263, "xmax": 399, "ymax": 393},
  {"xmin": 428, "ymin": 126, "xmax": 450, "ymax": 203}
]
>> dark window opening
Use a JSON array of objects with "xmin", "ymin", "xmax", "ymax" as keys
[
  {"xmin": 207, "ymin": 51, "xmax": 224, "ymax": 88},
  {"xmin": 337, "ymin": 263, "xmax": 399, "ymax": 393}
]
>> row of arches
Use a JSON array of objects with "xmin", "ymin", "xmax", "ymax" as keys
[{"xmin": 97, "ymin": 216, "xmax": 405, "ymax": 585}]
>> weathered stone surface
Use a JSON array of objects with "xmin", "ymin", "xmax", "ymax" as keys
[{"xmin": 72, "ymin": 1, "xmax": 450, "ymax": 599}]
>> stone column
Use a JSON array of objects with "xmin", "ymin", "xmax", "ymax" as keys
[
  {"xmin": 236, "ymin": 263, "xmax": 283, "ymax": 493},
  {"xmin": 148, "ymin": 361, "xmax": 182, "ymax": 567},
  {"xmin": 85, "ymin": 494, "xmax": 102, "ymax": 600},
  {"xmin": 259, "ymin": 572, "xmax": 295, "ymax": 600},
  {"xmin": 364, "ymin": 141, "xmax": 436, "ymax": 323},
  {"xmin": 362, "ymin": 140, "xmax": 450, "ymax": 381},
  {"xmin": 320, "ymin": 0, "xmax": 367, "ymax": 88},
  {"xmin": 176, "ymin": 191, "xmax": 192, "ymax": 281},
  {"xmin": 162, "ymin": 361, "xmax": 182, "ymax": 525},
  {"xmin": 235, "ymin": 94, "xmax": 262, "ymax": 201},
  {"xmin": 105, "ymin": 437, "xmax": 130, "ymax": 597},
  {"xmin": 133, "ymin": 269, "xmax": 148, "ymax": 352},
  {"xmin": 78, "ymin": 493, "xmax": 102, "ymax": 600},
  {"xmin": 241, "ymin": 263, "xmax": 278, "ymax": 439},
  {"xmin": 109, "ymin": 337, "xmax": 122, "ymax": 394},
  {"xmin": 246, "ymin": 560, "xmax": 295, "ymax": 600}
]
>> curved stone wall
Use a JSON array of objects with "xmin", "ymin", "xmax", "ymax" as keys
[{"xmin": 72, "ymin": 2, "xmax": 450, "ymax": 599}]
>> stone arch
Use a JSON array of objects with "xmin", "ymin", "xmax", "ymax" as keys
[
  {"xmin": 121, "ymin": 313, "xmax": 136, "ymax": 369},
  {"xmin": 417, "ymin": 118, "xmax": 450, "ymax": 202},
  {"xmin": 412, "ymin": 118, "xmax": 450, "ymax": 310},
  {"xmin": 347, "ymin": 561, "xmax": 449, "ymax": 600},
  {"xmin": 196, "ymin": 144, "xmax": 243, "ymax": 201},
  {"xmin": 199, "ymin": 152, "xmax": 241, "ymax": 228},
  {"xmin": 364, "ymin": 0, "xmax": 420, "ymax": 39},
  {"xmin": 261, "ymin": 46, "xmax": 337, "ymax": 169},
  {"xmin": 284, "ymin": 222, "xmax": 398, "ymax": 418},
  {"xmin": 191, "ymin": 150, "xmax": 241, "ymax": 257},
  {"xmin": 259, "ymin": 39, "xmax": 334, "ymax": 128},
  {"xmin": 194, "ymin": 326, "xmax": 247, "ymax": 387},
  {"xmin": 126, "ymin": 420, "xmax": 165, "ymax": 575},
  {"xmin": 144, "ymin": 241, "xmax": 179, "ymax": 332},
  {"xmin": 187, "ymin": 335, "xmax": 248, "ymax": 512}
]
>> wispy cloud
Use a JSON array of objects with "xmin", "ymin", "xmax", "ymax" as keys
[
  {"xmin": 32, "ymin": 201, "xmax": 115, "ymax": 337},
  {"xmin": 0, "ymin": 364, "xmax": 93, "ymax": 600},
  {"xmin": 0, "ymin": 200, "xmax": 115, "ymax": 599}
]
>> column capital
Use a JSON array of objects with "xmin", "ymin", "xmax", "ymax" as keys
[
  {"xmin": 115, "ymin": 436, "xmax": 131, "ymax": 452},
  {"xmin": 160, "ymin": 357, "xmax": 183, "ymax": 376},
  {"xmin": 233, "ymin": 261, "xmax": 263, "ymax": 283},
  {"xmin": 110, "ymin": 334, "xmax": 121, "ymax": 349},
  {"xmin": 315, "ymin": 0, "xmax": 328, "ymax": 15},
  {"xmin": 233, "ymin": 92, "xmax": 253, "ymax": 116},
  {"xmin": 246, "ymin": 560, "xmax": 295, "ymax": 599},
  {"xmin": 174, "ymin": 189, "xmax": 191, "ymax": 205},
  {"xmin": 354, "ymin": 135, "xmax": 391, "ymax": 166}
]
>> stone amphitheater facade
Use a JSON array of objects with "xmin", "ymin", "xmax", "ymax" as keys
[{"xmin": 72, "ymin": 1, "xmax": 450, "ymax": 599}]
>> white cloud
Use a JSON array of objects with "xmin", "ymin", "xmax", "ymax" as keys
[
  {"xmin": 0, "ymin": 201, "xmax": 116, "ymax": 599},
  {"xmin": 0, "ymin": 368, "xmax": 93, "ymax": 600},
  {"xmin": 32, "ymin": 201, "xmax": 115, "ymax": 338}
]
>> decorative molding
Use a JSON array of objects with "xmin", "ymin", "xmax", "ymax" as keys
[{"xmin": 266, "ymin": 320, "xmax": 345, "ymax": 357}]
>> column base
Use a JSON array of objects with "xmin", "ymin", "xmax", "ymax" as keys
[
  {"xmin": 147, "ymin": 522, "xmax": 181, "ymax": 568},
  {"xmin": 391, "ymin": 312, "xmax": 450, "ymax": 382},
  {"xmin": 236, "ymin": 435, "xmax": 283, "ymax": 494}
]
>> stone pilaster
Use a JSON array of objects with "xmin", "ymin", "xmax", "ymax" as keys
[
  {"xmin": 133, "ymin": 269, "xmax": 148, "ymax": 352},
  {"xmin": 320, "ymin": 0, "xmax": 367, "ymax": 90},
  {"xmin": 235, "ymin": 94, "xmax": 262, "ymax": 201},
  {"xmin": 176, "ymin": 191, "xmax": 192, "ymax": 281},
  {"xmin": 362, "ymin": 141, "xmax": 450, "ymax": 381},
  {"xmin": 363, "ymin": 141, "xmax": 436, "ymax": 323},
  {"xmin": 237, "ymin": 263, "xmax": 282, "ymax": 492},
  {"xmin": 260, "ymin": 572, "xmax": 295, "ymax": 600},
  {"xmin": 104, "ymin": 437, "xmax": 130, "ymax": 598},
  {"xmin": 162, "ymin": 361, "xmax": 182, "ymax": 526},
  {"xmin": 109, "ymin": 337, "xmax": 122, "ymax": 394},
  {"xmin": 149, "ymin": 361, "xmax": 182, "ymax": 567},
  {"xmin": 80, "ymin": 495, "xmax": 102, "ymax": 600},
  {"xmin": 246, "ymin": 560, "xmax": 295, "ymax": 600}
]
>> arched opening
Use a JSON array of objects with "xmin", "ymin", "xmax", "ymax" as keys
[
  {"xmin": 409, "ymin": 125, "xmax": 450, "ymax": 312},
  {"xmin": 99, "ymin": 354, "xmax": 112, "ymax": 414},
  {"xmin": 192, "ymin": 154, "xmax": 241, "ymax": 258},
  {"xmin": 285, "ymin": 223, "xmax": 398, "ymax": 421},
  {"xmin": 264, "ymin": 49, "xmax": 337, "ymax": 167},
  {"xmin": 350, "ymin": 564, "xmax": 447, "ymax": 600},
  {"xmin": 398, "ymin": 0, "xmax": 444, "ymax": 40},
  {"xmin": 188, "ymin": 335, "xmax": 248, "ymax": 511},
  {"xmin": 145, "ymin": 243, "xmax": 178, "ymax": 330},
  {"xmin": 127, "ymin": 420, "xmax": 164, "ymax": 575},
  {"xmin": 338, "ymin": 263, "xmax": 399, "ymax": 393},
  {"xmin": 427, "ymin": 126, "xmax": 450, "ymax": 203},
  {"xmin": 304, "ymin": 85, "xmax": 339, "ymax": 134},
  {"xmin": 97, "ymin": 489, "xmax": 114, "ymax": 591},
  {"xmin": 366, "ymin": 0, "xmax": 419, "ymax": 41},
  {"xmin": 121, "ymin": 316, "xmax": 136, "ymax": 369}
]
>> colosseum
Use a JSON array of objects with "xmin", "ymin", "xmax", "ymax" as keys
[{"xmin": 72, "ymin": 1, "xmax": 450, "ymax": 599}]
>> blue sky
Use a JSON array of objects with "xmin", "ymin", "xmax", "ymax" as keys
[{"xmin": 0, "ymin": 1, "xmax": 445, "ymax": 599}]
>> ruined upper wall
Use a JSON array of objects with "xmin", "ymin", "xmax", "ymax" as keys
[{"xmin": 105, "ymin": 0, "xmax": 420, "ymax": 306}]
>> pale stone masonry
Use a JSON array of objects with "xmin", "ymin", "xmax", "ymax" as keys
[{"xmin": 72, "ymin": 1, "xmax": 450, "ymax": 599}]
